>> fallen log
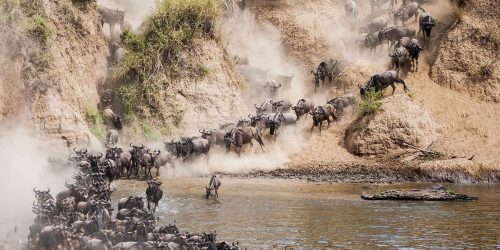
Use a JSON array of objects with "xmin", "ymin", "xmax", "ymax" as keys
[{"xmin": 361, "ymin": 186, "xmax": 478, "ymax": 201}]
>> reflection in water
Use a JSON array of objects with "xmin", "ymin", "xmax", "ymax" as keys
[{"xmin": 112, "ymin": 178, "xmax": 500, "ymax": 249}]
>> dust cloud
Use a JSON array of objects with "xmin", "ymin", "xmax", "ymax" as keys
[{"xmin": 0, "ymin": 124, "xmax": 72, "ymax": 243}]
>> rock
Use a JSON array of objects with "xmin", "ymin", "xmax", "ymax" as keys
[
  {"xmin": 361, "ymin": 186, "xmax": 478, "ymax": 201},
  {"xmin": 344, "ymin": 95, "xmax": 439, "ymax": 155}
]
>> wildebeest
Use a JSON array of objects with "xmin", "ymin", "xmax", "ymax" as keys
[
  {"xmin": 310, "ymin": 105, "xmax": 337, "ymax": 134},
  {"xmin": 311, "ymin": 59, "xmax": 338, "ymax": 91},
  {"xmin": 141, "ymin": 149, "xmax": 159, "ymax": 179},
  {"xmin": 105, "ymin": 129, "xmax": 118, "ymax": 145},
  {"xmin": 365, "ymin": 31, "xmax": 383, "ymax": 52},
  {"xmin": 176, "ymin": 137, "xmax": 210, "ymax": 161},
  {"xmin": 418, "ymin": 12, "xmax": 437, "ymax": 42},
  {"xmin": 261, "ymin": 80, "xmax": 281, "ymax": 98},
  {"xmin": 118, "ymin": 196, "xmax": 144, "ymax": 211},
  {"xmin": 271, "ymin": 99, "xmax": 292, "ymax": 113},
  {"xmin": 389, "ymin": 46, "xmax": 411, "ymax": 75},
  {"xmin": 275, "ymin": 74, "xmax": 294, "ymax": 90},
  {"xmin": 393, "ymin": 2, "xmax": 423, "ymax": 26},
  {"xmin": 150, "ymin": 150, "xmax": 175, "ymax": 175},
  {"xmin": 327, "ymin": 94, "xmax": 357, "ymax": 118},
  {"xmin": 379, "ymin": 26, "xmax": 416, "ymax": 48},
  {"xmin": 397, "ymin": 37, "xmax": 423, "ymax": 71},
  {"xmin": 254, "ymin": 99, "xmax": 273, "ymax": 115},
  {"xmin": 98, "ymin": 6, "xmax": 126, "ymax": 37},
  {"xmin": 248, "ymin": 113, "xmax": 274, "ymax": 134},
  {"xmin": 292, "ymin": 99, "xmax": 315, "ymax": 120},
  {"xmin": 200, "ymin": 129, "xmax": 226, "ymax": 146},
  {"xmin": 146, "ymin": 180, "xmax": 163, "ymax": 211},
  {"xmin": 359, "ymin": 70, "xmax": 409, "ymax": 96},
  {"xmin": 224, "ymin": 127, "xmax": 265, "ymax": 156},
  {"xmin": 344, "ymin": 0, "xmax": 359, "ymax": 19},
  {"xmin": 205, "ymin": 175, "xmax": 221, "ymax": 199},
  {"xmin": 103, "ymin": 107, "xmax": 122, "ymax": 130},
  {"xmin": 268, "ymin": 112, "xmax": 298, "ymax": 137},
  {"xmin": 101, "ymin": 88, "xmax": 113, "ymax": 104},
  {"xmin": 116, "ymin": 207, "xmax": 148, "ymax": 220},
  {"xmin": 370, "ymin": 0, "xmax": 396, "ymax": 13},
  {"xmin": 129, "ymin": 144, "xmax": 145, "ymax": 177},
  {"xmin": 363, "ymin": 16, "xmax": 389, "ymax": 33}
]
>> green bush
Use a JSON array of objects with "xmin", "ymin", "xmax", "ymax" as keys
[
  {"xmin": 113, "ymin": 0, "xmax": 221, "ymax": 115},
  {"xmin": 359, "ymin": 88, "xmax": 383, "ymax": 115},
  {"xmin": 26, "ymin": 15, "xmax": 51, "ymax": 43},
  {"xmin": 83, "ymin": 104, "xmax": 106, "ymax": 140}
]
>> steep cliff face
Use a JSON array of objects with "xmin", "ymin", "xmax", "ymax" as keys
[
  {"xmin": 0, "ymin": 0, "xmax": 109, "ymax": 148},
  {"xmin": 431, "ymin": 0, "xmax": 500, "ymax": 102}
]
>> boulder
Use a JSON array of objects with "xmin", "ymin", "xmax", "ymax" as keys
[{"xmin": 345, "ymin": 95, "xmax": 438, "ymax": 155}]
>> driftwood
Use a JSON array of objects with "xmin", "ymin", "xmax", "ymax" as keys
[{"xmin": 362, "ymin": 186, "xmax": 478, "ymax": 201}]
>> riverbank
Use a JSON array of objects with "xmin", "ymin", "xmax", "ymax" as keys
[{"xmin": 216, "ymin": 160, "xmax": 500, "ymax": 184}]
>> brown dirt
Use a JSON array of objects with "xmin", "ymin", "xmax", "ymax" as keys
[{"xmin": 0, "ymin": 0, "xmax": 108, "ymax": 149}]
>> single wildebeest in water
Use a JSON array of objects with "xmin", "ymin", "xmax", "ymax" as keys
[
  {"xmin": 310, "ymin": 105, "xmax": 337, "ymax": 134},
  {"xmin": 146, "ymin": 180, "xmax": 163, "ymax": 211},
  {"xmin": 397, "ymin": 37, "xmax": 423, "ymax": 71},
  {"xmin": 418, "ymin": 12, "xmax": 437, "ymax": 42},
  {"xmin": 359, "ymin": 70, "xmax": 409, "ymax": 96},
  {"xmin": 327, "ymin": 93, "xmax": 357, "ymax": 118},
  {"xmin": 311, "ymin": 59, "xmax": 338, "ymax": 91},
  {"xmin": 292, "ymin": 98, "xmax": 315, "ymax": 120},
  {"xmin": 98, "ymin": 6, "xmax": 126, "ymax": 37},
  {"xmin": 206, "ymin": 175, "xmax": 221, "ymax": 199}
]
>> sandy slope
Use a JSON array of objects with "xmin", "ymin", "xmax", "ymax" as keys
[{"xmin": 247, "ymin": 0, "xmax": 500, "ymax": 177}]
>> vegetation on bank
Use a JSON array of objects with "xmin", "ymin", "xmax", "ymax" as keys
[
  {"xmin": 359, "ymin": 89, "xmax": 383, "ymax": 115},
  {"xmin": 114, "ymin": 0, "xmax": 220, "ymax": 114},
  {"xmin": 84, "ymin": 104, "xmax": 106, "ymax": 140}
]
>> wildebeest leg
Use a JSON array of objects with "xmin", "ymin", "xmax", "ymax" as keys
[
  {"xmin": 415, "ymin": 55, "xmax": 419, "ymax": 72},
  {"xmin": 319, "ymin": 121, "xmax": 322, "ymax": 135},
  {"xmin": 156, "ymin": 166, "xmax": 160, "ymax": 177},
  {"xmin": 327, "ymin": 119, "xmax": 331, "ymax": 128},
  {"xmin": 147, "ymin": 201, "xmax": 151, "ymax": 211},
  {"xmin": 311, "ymin": 123, "xmax": 315, "ymax": 133},
  {"xmin": 109, "ymin": 24, "xmax": 114, "ymax": 37},
  {"xmin": 396, "ymin": 78, "xmax": 409, "ymax": 92},
  {"xmin": 391, "ymin": 83, "xmax": 396, "ymax": 94}
]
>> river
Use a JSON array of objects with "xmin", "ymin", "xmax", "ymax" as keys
[{"xmin": 112, "ymin": 178, "xmax": 500, "ymax": 249}]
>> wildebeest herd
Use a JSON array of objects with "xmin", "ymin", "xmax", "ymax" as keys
[{"xmin": 29, "ymin": 149, "xmax": 235, "ymax": 249}]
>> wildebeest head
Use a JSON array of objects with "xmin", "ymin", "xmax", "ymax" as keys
[
  {"xmin": 116, "ymin": 9, "xmax": 126, "ymax": 26},
  {"xmin": 205, "ymin": 186, "xmax": 212, "ymax": 199},
  {"xmin": 129, "ymin": 143, "xmax": 145, "ymax": 158},
  {"xmin": 268, "ymin": 119, "xmax": 281, "ymax": 135},
  {"xmin": 33, "ymin": 187, "xmax": 52, "ymax": 204},
  {"xmin": 113, "ymin": 115, "xmax": 122, "ymax": 130},
  {"xmin": 292, "ymin": 99, "xmax": 306, "ymax": 118},
  {"xmin": 105, "ymin": 144, "xmax": 122, "ymax": 159},
  {"xmin": 73, "ymin": 148, "xmax": 88, "ymax": 160},
  {"xmin": 249, "ymin": 114, "xmax": 264, "ymax": 127},
  {"xmin": 310, "ymin": 108, "xmax": 327, "ymax": 126},
  {"xmin": 237, "ymin": 117, "xmax": 250, "ymax": 128},
  {"xmin": 87, "ymin": 153, "xmax": 103, "ymax": 172},
  {"xmin": 359, "ymin": 77, "xmax": 375, "ymax": 96},
  {"xmin": 311, "ymin": 70, "xmax": 321, "ymax": 86},
  {"xmin": 199, "ymin": 129, "xmax": 212, "ymax": 140}
]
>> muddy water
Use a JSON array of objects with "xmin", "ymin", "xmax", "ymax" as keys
[{"xmin": 113, "ymin": 178, "xmax": 500, "ymax": 249}]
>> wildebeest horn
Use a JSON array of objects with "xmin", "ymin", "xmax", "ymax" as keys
[
  {"xmin": 147, "ymin": 149, "xmax": 151, "ymax": 154},
  {"xmin": 46, "ymin": 187, "xmax": 50, "ymax": 193},
  {"xmin": 310, "ymin": 70, "xmax": 315, "ymax": 74},
  {"xmin": 199, "ymin": 129, "xmax": 205, "ymax": 133},
  {"xmin": 254, "ymin": 104, "xmax": 258, "ymax": 109},
  {"xmin": 73, "ymin": 147, "xmax": 78, "ymax": 153},
  {"xmin": 291, "ymin": 106, "xmax": 296, "ymax": 110},
  {"xmin": 105, "ymin": 143, "xmax": 110, "ymax": 148},
  {"xmin": 140, "ymin": 144, "xmax": 144, "ymax": 148},
  {"xmin": 81, "ymin": 148, "xmax": 87, "ymax": 154},
  {"xmin": 248, "ymin": 114, "xmax": 252, "ymax": 118},
  {"xmin": 130, "ymin": 143, "xmax": 134, "ymax": 147},
  {"xmin": 97, "ymin": 152, "xmax": 103, "ymax": 159},
  {"xmin": 33, "ymin": 187, "xmax": 38, "ymax": 193}
]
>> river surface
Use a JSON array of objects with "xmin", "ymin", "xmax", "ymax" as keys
[{"xmin": 112, "ymin": 178, "xmax": 500, "ymax": 249}]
